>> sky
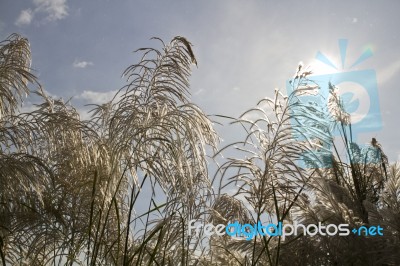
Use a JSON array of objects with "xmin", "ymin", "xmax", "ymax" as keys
[{"xmin": 1, "ymin": 0, "xmax": 400, "ymax": 162}]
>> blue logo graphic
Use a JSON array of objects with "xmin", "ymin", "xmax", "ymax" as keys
[{"xmin": 286, "ymin": 39, "xmax": 383, "ymax": 168}]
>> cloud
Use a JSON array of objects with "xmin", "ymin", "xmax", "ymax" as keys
[
  {"xmin": 33, "ymin": 0, "xmax": 68, "ymax": 21},
  {"xmin": 76, "ymin": 90, "xmax": 118, "ymax": 104},
  {"xmin": 378, "ymin": 59, "xmax": 400, "ymax": 85},
  {"xmin": 20, "ymin": 101, "xmax": 37, "ymax": 113},
  {"xmin": 73, "ymin": 60, "xmax": 94, "ymax": 68},
  {"xmin": 193, "ymin": 88, "xmax": 204, "ymax": 96},
  {"xmin": 15, "ymin": 9, "xmax": 34, "ymax": 26},
  {"xmin": 15, "ymin": 0, "xmax": 68, "ymax": 26}
]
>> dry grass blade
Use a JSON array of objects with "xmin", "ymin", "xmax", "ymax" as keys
[{"xmin": 0, "ymin": 34, "xmax": 38, "ymax": 119}]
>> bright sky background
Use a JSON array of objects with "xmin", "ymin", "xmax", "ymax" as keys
[{"xmin": 1, "ymin": 0, "xmax": 400, "ymax": 161}]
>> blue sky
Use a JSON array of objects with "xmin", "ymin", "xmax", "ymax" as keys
[{"xmin": 1, "ymin": 0, "xmax": 400, "ymax": 161}]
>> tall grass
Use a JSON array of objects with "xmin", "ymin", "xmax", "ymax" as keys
[{"xmin": 0, "ymin": 34, "xmax": 399, "ymax": 265}]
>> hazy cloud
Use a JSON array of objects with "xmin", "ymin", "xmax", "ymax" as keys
[
  {"xmin": 34, "ymin": 0, "xmax": 68, "ymax": 21},
  {"xmin": 194, "ymin": 88, "xmax": 204, "ymax": 96},
  {"xmin": 378, "ymin": 59, "xmax": 400, "ymax": 85},
  {"xmin": 73, "ymin": 60, "xmax": 93, "ymax": 68},
  {"xmin": 15, "ymin": 9, "xmax": 34, "ymax": 26},
  {"xmin": 20, "ymin": 101, "xmax": 37, "ymax": 113},
  {"xmin": 15, "ymin": 0, "xmax": 68, "ymax": 26},
  {"xmin": 76, "ymin": 90, "xmax": 117, "ymax": 104}
]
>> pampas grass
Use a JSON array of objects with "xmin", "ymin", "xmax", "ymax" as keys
[{"xmin": 1, "ymin": 34, "xmax": 398, "ymax": 265}]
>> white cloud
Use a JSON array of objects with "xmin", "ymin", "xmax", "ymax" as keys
[
  {"xmin": 76, "ymin": 90, "xmax": 118, "ymax": 105},
  {"xmin": 15, "ymin": 0, "xmax": 68, "ymax": 27},
  {"xmin": 33, "ymin": 0, "xmax": 68, "ymax": 21},
  {"xmin": 193, "ymin": 88, "xmax": 204, "ymax": 96},
  {"xmin": 15, "ymin": 9, "xmax": 34, "ymax": 26},
  {"xmin": 378, "ymin": 59, "xmax": 400, "ymax": 85},
  {"xmin": 73, "ymin": 60, "xmax": 94, "ymax": 68},
  {"xmin": 20, "ymin": 101, "xmax": 37, "ymax": 113}
]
